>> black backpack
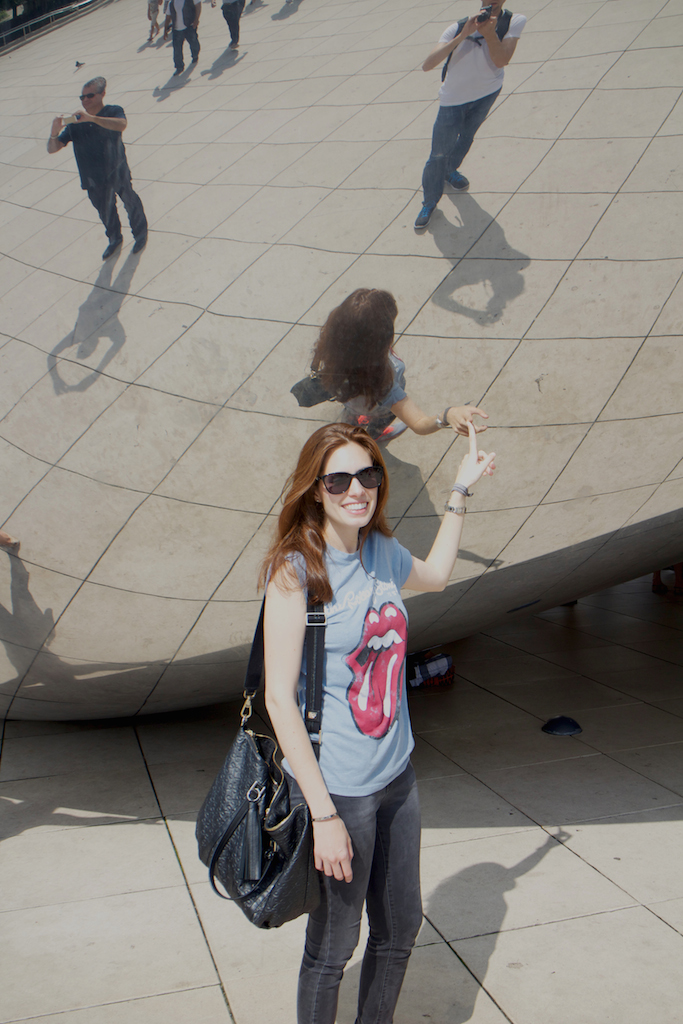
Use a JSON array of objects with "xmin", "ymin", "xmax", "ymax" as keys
[{"xmin": 441, "ymin": 10, "xmax": 513, "ymax": 81}]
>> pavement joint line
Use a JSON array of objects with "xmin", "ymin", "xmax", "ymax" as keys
[
  {"xmin": 446, "ymin": 902, "xmax": 650, "ymax": 944},
  {"xmin": 422, "ymin": 912, "xmax": 518, "ymax": 1024},
  {"xmin": 133, "ymin": 727, "xmax": 238, "ymax": 1021}
]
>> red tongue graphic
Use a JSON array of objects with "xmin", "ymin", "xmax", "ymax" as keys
[{"xmin": 346, "ymin": 602, "xmax": 407, "ymax": 739}]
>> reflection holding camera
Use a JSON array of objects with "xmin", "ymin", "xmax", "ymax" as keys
[
  {"xmin": 47, "ymin": 77, "xmax": 148, "ymax": 261},
  {"xmin": 415, "ymin": 0, "xmax": 527, "ymax": 228}
]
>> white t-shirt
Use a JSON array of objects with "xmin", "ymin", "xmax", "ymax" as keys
[
  {"xmin": 167, "ymin": 0, "xmax": 200, "ymax": 30},
  {"xmin": 438, "ymin": 13, "xmax": 526, "ymax": 106}
]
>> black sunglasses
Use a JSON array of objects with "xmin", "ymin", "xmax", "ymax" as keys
[
  {"xmin": 79, "ymin": 92, "xmax": 98, "ymax": 101},
  {"xmin": 317, "ymin": 466, "xmax": 384, "ymax": 495}
]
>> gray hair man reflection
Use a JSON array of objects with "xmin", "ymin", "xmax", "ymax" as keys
[{"xmin": 47, "ymin": 77, "xmax": 148, "ymax": 261}]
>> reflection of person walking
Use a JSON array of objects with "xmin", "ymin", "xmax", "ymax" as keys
[
  {"xmin": 212, "ymin": 0, "xmax": 244, "ymax": 48},
  {"xmin": 415, "ymin": 0, "xmax": 526, "ymax": 228},
  {"xmin": 164, "ymin": 0, "xmax": 201, "ymax": 74},
  {"xmin": 147, "ymin": 0, "xmax": 161, "ymax": 40},
  {"xmin": 47, "ymin": 77, "xmax": 148, "ymax": 261}
]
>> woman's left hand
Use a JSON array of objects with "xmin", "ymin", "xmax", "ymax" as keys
[
  {"xmin": 454, "ymin": 421, "xmax": 496, "ymax": 489},
  {"xmin": 447, "ymin": 405, "xmax": 488, "ymax": 435}
]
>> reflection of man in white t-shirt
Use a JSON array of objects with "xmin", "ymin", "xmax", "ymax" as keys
[
  {"xmin": 415, "ymin": 0, "xmax": 526, "ymax": 229},
  {"xmin": 163, "ymin": 0, "xmax": 202, "ymax": 75}
]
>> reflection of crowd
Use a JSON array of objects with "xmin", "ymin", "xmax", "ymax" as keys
[
  {"xmin": 162, "ymin": 0, "xmax": 247, "ymax": 69},
  {"xmin": 45, "ymin": 0, "xmax": 525, "ymax": 259}
]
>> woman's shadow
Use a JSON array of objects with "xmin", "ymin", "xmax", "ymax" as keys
[
  {"xmin": 425, "ymin": 193, "xmax": 530, "ymax": 327},
  {"xmin": 335, "ymin": 829, "xmax": 568, "ymax": 1023}
]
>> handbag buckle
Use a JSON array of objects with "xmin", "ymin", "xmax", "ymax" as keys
[
  {"xmin": 240, "ymin": 694, "xmax": 253, "ymax": 725},
  {"xmin": 247, "ymin": 782, "xmax": 266, "ymax": 802},
  {"xmin": 306, "ymin": 611, "xmax": 326, "ymax": 626}
]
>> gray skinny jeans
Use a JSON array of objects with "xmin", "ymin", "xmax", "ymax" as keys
[{"xmin": 290, "ymin": 762, "xmax": 422, "ymax": 1024}]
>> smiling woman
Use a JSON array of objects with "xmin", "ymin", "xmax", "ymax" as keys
[{"xmin": 258, "ymin": 420, "xmax": 496, "ymax": 1024}]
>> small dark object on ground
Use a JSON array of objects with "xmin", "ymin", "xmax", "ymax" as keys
[{"xmin": 542, "ymin": 715, "xmax": 582, "ymax": 736}]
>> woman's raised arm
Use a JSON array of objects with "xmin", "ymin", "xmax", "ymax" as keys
[
  {"xmin": 391, "ymin": 395, "xmax": 488, "ymax": 436},
  {"xmin": 264, "ymin": 573, "xmax": 354, "ymax": 881},
  {"xmin": 404, "ymin": 422, "xmax": 496, "ymax": 593}
]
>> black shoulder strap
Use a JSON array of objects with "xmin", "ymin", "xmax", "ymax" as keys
[
  {"xmin": 441, "ymin": 11, "xmax": 513, "ymax": 81},
  {"xmin": 496, "ymin": 9, "xmax": 513, "ymax": 39},
  {"xmin": 441, "ymin": 18, "xmax": 468, "ymax": 82},
  {"xmin": 242, "ymin": 601, "xmax": 265, "ymax": 701},
  {"xmin": 304, "ymin": 604, "xmax": 326, "ymax": 760},
  {"xmin": 241, "ymin": 598, "xmax": 326, "ymax": 760}
]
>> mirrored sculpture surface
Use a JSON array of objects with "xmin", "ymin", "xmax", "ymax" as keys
[{"xmin": 1, "ymin": 0, "xmax": 682, "ymax": 719}]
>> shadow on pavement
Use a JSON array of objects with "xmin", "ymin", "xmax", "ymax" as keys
[
  {"xmin": 200, "ymin": 47, "xmax": 245, "ymax": 79},
  {"xmin": 427, "ymin": 193, "xmax": 530, "ymax": 326},
  {"xmin": 271, "ymin": 0, "xmax": 303, "ymax": 19},
  {"xmin": 47, "ymin": 248, "xmax": 140, "ymax": 395},
  {"xmin": 335, "ymin": 831, "xmax": 568, "ymax": 1024}
]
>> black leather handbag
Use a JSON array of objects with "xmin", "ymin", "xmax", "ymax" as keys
[
  {"xmin": 195, "ymin": 601, "xmax": 325, "ymax": 929},
  {"xmin": 290, "ymin": 372, "xmax": 333, "ymax": 408}
]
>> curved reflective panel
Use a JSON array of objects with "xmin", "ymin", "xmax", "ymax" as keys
[{"xmin": 1, "ymin": 0, "xmax": 682, "ymax": 719}]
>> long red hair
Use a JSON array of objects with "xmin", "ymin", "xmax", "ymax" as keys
[{"xmin": 259, "ymin": 423, "xmax": 392, "ymax": 604}]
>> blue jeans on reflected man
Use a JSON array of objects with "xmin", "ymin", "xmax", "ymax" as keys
[
  {"xmin": 290, "ymin": 763, "xmax": 422, "ymax": 1024},
  {"xmin": 172, "ymin": 24, "xmax": 199, "ymax": 71},
  {"xmin": 221, "ymin": 0, "xmax": 245, "ymax": 44},
  {"xmin": 421, "ymin": 89, "xmax": 501, "ymax": 208}
]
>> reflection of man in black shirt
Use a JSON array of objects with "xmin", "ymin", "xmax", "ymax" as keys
[{"xmin": 47, "ymin": 76, "xmax": 148, "ymax": 261}]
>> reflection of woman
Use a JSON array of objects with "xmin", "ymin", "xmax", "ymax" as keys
[
  {"xmin": 260, "ymin": 420, "xmax": 495, "ymax": 1023},
  {"xmin": 311, "ymin": 288, "xmax": 488, "ymax": 442}
]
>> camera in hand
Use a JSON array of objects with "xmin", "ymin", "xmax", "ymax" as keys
[{"xmin": 477, "ymin": 4, "xmax": 493, "ymax": 22}]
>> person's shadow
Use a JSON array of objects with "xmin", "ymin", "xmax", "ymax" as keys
[
  {"xmin": 271, "ymin": 0, "xmax": 302, "ymax": 19},
  {"xmin": 137, "ymin": 34, "xmax": 169, "ymax": 53},
  {"xmin": 0, "ymin": 553, "xmax": 153, "ymax": 789},
  {"xmin": 200, "ymin": 47, "xmax": 245, "ymax": 79},
  {"xmin": 47, "ymin": 249, "xmax": 140, "ymax": 395},
  {"xmin": 153, "ymin": 60, "xmax": 196, "ymax": 98},
  {"xmin": 335, "ymin": 830, "xmax": 568, "ymax": 1023},
  {"xmin": 0, "ymin": 554, "xmax": 55, "ymax": 693},
  {"xmin": 425, "ymin": 193, "xmax": 530, "ymax": 326}
]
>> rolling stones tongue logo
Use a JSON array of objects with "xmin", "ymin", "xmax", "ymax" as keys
[{"xmin": 345, "ymin": 602, "xmax": 407, "ymax": 739}]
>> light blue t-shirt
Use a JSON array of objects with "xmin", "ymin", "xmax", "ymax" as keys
[
  {"xmin": 341, "ymin": 351, "xmax": 407, "ymax": 439},
  {"xmin": 284, "ymin": 531, "xmax": 415, "ymax": 797}
]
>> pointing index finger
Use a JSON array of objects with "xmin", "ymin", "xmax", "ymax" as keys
[{"xmin": 467, "ymin": 419, "xmax": 478, "ymax": 456}]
